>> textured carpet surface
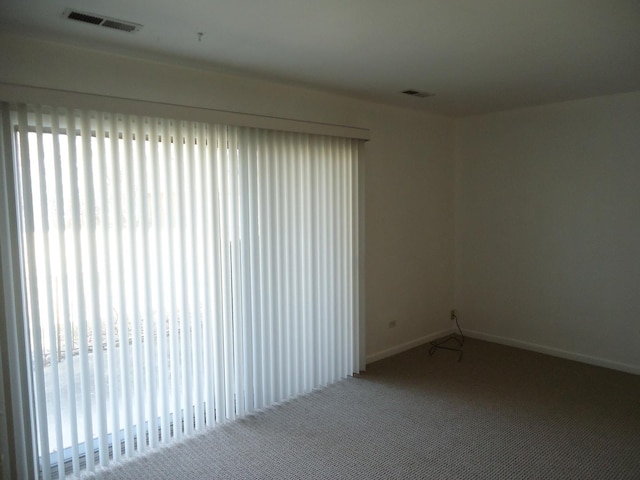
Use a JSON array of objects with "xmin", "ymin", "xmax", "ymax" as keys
[{"xmin": 80, "ymin": 339, "xmax": 640, "ymax": 479}]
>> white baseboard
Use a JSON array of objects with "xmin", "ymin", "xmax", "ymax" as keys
[
  {"xmin": 464, "ymin": 329, "xmax": 640, "ymax": 376},
  {"xmin": 366, "ymin": 328, "xmax": 454, "ymax": 365}
]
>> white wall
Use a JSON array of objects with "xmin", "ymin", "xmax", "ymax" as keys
[
  {"xmin": 0, "ymin": 32, "xmax": 456, "ymax": 362},
  {"xmin": 455, "ymin": 92, "xmax": 640, "ymax": 373},
  {"xmin": 365, "ymin": 106, "xmax": 455, "ymax": 359}
]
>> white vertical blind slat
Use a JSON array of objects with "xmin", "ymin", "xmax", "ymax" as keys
[
  {"xmin": 136, "ymin": 117, "xmax": 158, "ymax": 449},
  {"xmin": 337, "ymin": 139, "xmax": 347, "ymax": 377},
  {"xmin": 292, "ymin": 136, "xmax": 302, "ymax": 394},
  {"xmin": 183, "ymin": 121, "xmax": 201, "ymax": 432},
  {"xmin": 207, "ymin": 128, "xmax": 225, "ymax": 425},
  {"xmin": 176, "ymin": 120, "xmax": 193, "ymax": 436},
  {"xmin": 345, "ymin": 142, "xmax": 355, "ymax": 374},
  {"xmin": 319, "ymin": 138, "xmax": 330, "ymax": 387},
  {"xmin": 95, "ymin": 112, "xmax": 122, "ymax": 462},
  {"xmin": 352, "ymin": 141, "xmax": 359, "ymax": 373},
  {"xmin": 194, "ymin": 127, "xmax": 206, "ymax": 427},
  {"xmin": 186, "ymin": 121, "xmax": 205, "ymax": 432},
  {"xmin": 191, "ymin": 125, "xmax": 207, "ymax": 430},
  {"xmin": 258, "ymin": 128, "xmax": 274, "ymax": 408},
  {"xmin": 310, "ymin": 138, "xmax": 321, "ymax": 388},
  {"xmin": 79, "ymin": 109, "xmax": 109, "ymax": 467},
  {"xmin": 273, "ymin": 133, "xmax": 285, "ymax": 400},
  {"xmin": 245, "ymin": 129, "xmax": 262, "ymax": 411},
  {"xmin": 163, "ymin": 120, "xmax": 182, "ymax": 441},
  {"xmin": 151, "ymin": 119, "xmax": 171, "ymax": 441},
  {"xmin": 301, "ymin": 136, "xmax": 314, "ymax": 393},
  {"xmin": 286, "ymin": 136, "xmax": 296, "ymax": 398},
  {"xmin": 333, "ymin": 138, "xmax": 343, "ymax": 377},
  {"xmin": 122, "ymin": 115, "xmax": 146, "ymax": 454},
  {"xmin": 65, "ymin": 109, "xmax": 96, "ymax": 471},
  {"xmin": 200, "ymin": 124, "xmax": 216, "ymax": 426},
  {"xmin": 50, "ymin": 110, "xmax": 81, "ymax": 473},
  {"xmin": 229, "ymin": 127, "xmax": 245, "ymax": 417},
  {"xmin": 217, "ymin": 124, "xmax": 235, "ymax": 422},
  {"xmin": 281, "ymin": 134, "xmax": 290, "ymax": 398},
  {"xmin": 351, "ymin": 143, "xmax": 358, "ymax": 371},
  {"xmin": 238, "ymin": 128, "xmax": 255, "ymax": 414},
  {"xmin": 344, "ymin": 140, "xmax": 353, "ymax": 375},
  {"xmin": 331, "ymin": 139, "xmax": 340, "ymax": 375},
  {"xmin": 16, "ymin": 106, "xmax": 51, "ymax": 479},
  {"xmin": 110, "ymin": 113, "xmax": 135, "ymax": 457},
  {"xmin": 33, "ymin": 108, "xmax": 65, "ymax": 472}
]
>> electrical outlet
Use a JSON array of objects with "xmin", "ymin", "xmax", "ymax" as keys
[
  {"xmin": 450, "ymin": 309, "xmax": 457, "ymax": 320},
  {"xmin": 388, "ymin": 320, "xmax": 396, "ymax": 329}
]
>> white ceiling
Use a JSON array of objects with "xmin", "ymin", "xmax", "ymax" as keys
[{"xmin": 1, "ymin": 0, "xmax": 639, "ymax": 117}]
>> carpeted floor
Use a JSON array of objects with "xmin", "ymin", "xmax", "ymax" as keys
[{"xmin": 81, "ymin": 339, "xmax": 640, "ymax": 479}]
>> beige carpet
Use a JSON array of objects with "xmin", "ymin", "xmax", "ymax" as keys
[{"xmin": 81, "ymin": 339, "xmax": 640, "ymax": 479}]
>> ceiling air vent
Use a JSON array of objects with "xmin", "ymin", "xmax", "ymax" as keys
[
  {"xmin": 402, "ymin": 90, "xmax": 434, "ymax": 98},
  {"xmin": 63, "ymin": 9, "xmax": 142, "ymax": 33}
]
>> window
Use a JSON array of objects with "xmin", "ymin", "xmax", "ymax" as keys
[{"xmin": 0, "ymin": 102, "xmax": 362, "ymax": 479}]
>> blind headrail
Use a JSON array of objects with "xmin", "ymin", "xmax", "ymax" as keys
[{"xmin": 0, "ymin": 82, "xmax": 370, "ymax": 141}]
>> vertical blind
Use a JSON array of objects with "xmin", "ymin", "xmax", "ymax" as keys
[{"xmin": 3, "ymin": 102, "xmax": 361, "ymax": 478}]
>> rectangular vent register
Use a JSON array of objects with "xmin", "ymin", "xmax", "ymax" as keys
[{"xmin": 63, "ymin": 9, "xmax": 142, "ymax": 33}]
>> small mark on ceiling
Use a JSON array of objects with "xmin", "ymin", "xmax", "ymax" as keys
[{"xmin": 402, "ymin": 90, "xmax": 434, "ymax": 98}]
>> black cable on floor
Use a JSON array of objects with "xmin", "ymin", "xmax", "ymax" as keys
[{"xmin": 428, "ymin": 312, "xmax": 464, "ymax": 361}]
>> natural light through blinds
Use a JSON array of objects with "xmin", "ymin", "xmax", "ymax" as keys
[{"xmin": 7, "ymin": 103, "xmax": 361, "ymax": 478}]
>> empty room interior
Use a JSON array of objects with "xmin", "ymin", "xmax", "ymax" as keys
[{"xmin": 1, "ymin": 1, "xmax": 639, "ymax": 479}]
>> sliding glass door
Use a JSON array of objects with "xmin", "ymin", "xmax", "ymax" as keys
[{"xmin": 1, "ymin": 102, "xmax": 361, "ymax": 479}]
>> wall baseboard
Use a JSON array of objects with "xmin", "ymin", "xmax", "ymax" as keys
[
  {"xmin": 464, "ymin": 329, "xmax": 640, "ymax": 375},
  {"xmin": 366, "ymin": 328, "xmax": 454, "ymax": 365}
]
